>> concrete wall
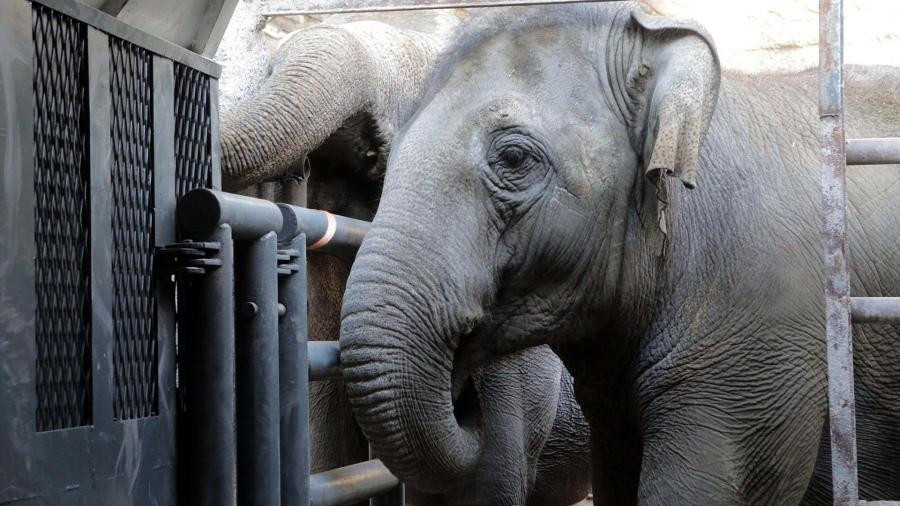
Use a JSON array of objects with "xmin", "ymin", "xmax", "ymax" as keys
[
  {"xmin": 647, "ymin": 0, "xmax": 899, "ymax": 73},
  {"xmin": 215, "ymin": 0, "xmax": 900, "ymax": 109}
]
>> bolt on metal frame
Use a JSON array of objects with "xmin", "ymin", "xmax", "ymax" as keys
[{"xmin": 819, "ymin": 0, "xmax": 900, "ymax": 505}]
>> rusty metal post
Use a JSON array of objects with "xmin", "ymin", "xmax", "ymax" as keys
[{"xmin": 819, "ymin": 0, "xmax": 859, "ymax": 504}]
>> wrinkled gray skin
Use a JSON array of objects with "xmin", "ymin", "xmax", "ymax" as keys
[
  {"xmin": 220, "ymin": 19, "xmax": 592, "ymax": 506},
  {"xmin": 339, "ymin": 3, "xmax": 900, "ymax": 505}
]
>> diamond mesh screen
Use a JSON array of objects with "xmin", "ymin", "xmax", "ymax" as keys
[
  {"xmin": 173, "ymin": 64, "xmax": 212, "ymax": 199},
  {"xmin": 110, "ymin": 38, "xmax": 157, "ymax": 420},
  {"xmin": 32, "ymin": 4, "xmax": 92, "ymax": 432}
]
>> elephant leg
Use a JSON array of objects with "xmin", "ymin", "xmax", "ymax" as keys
[
  {"xmin": 462, "ymin": 348, "xmax": 562, "ymax": 506},
  {"xmin": 308, "ymin": 380, "xmax": 369, "ymax": 472},
  {"xmin": 527, "ymin": 372, "xmax": 592, "ymax": 506},
  {"xmin": 636, "ymin": 384, "xmax": 824, "ymax": 505},
  {"xmin": 636, "ymin": 413, "xmax": 746, "ymax": 505},
  {"xmin": 306, "ymin": 254, "xmax": 370, "ymax": 505}
]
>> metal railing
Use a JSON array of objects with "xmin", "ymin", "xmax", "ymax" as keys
[
  {"xmin": 173, "ymin": 188, "xmax": 400, "ymax": 506},
  {"xmin": 818, "ymin": 1, "xmax": 900, "ymax": 505}
]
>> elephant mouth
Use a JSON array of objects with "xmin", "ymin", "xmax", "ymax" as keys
[
  {"xmin": 452, "ymin": 373, "xmax": 483, "ymax": 431},
  {"xmin": 450, "ymin": 332, "xmax": 491, "ymax": 428}
]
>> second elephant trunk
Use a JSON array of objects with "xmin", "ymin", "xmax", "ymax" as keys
[{"xmin": 219, "ymin": 22, "xmax": 443, "ymax": 191}]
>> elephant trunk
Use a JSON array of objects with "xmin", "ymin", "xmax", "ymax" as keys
[
  {"xmin": 220, "ymin": 26, "xmax": 370, "ymax": 191},
  {"xmin": 340, "ymin": 225, "xmax": 483, "ymax": 493},
  {"xmin": 219, "ymin": 23, "xmax": 445, "ymax": 192}
]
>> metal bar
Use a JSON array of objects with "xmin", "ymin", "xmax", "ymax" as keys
[
  {"xmin": 209, "ymin": 78, "xmax": 223, "ymax": 190},
  {"xmin": 182, "ymin": 225, "xmax": 237, "ymax": 505},
  {"xmin": 262, "ymin": 0, "xmax": 619, "ymax": 17},
  {"xmin": 309, "ymin": 341, "xmax": 342, "ymax": 381},
  {"xmin": 845, "ymin": 138, "xmax": 900, "ymax": 165},
  {"xmin": 88, "ymin": 26, "xmax": 112, "ymax": 429},
  {"xmin": 850, "ymin": 297, "xmax": 900, "ymax": 324},
  {"xmin": 278, "ymin": 203, "xmax": 370, "ymax": 254},
  {"xmin": 0, "ymin": 0, "xmax": 37, "ymax": 496},
  {"xmin": 179, "ymin": 188, "xmax": 283, "ymax": 240},
  {"xmin": 278, "ymin": 237, "xmax": 311, "ymax": 506},
  {"xmin": 236, "ymin": 232, "xmax": 282, "ymax": 506},
  {"xmin": 153, "ymin": 54, "xmax": 180, "ymax": 501},
  {"xmin": 369, "ymin": 447, "xmax": 405, "ymax": 506},
  {"xmin": 309, "ymin": 460, "xmax": 401, "ymax": 506},
  {"xmin": 819, "ymin": 0, "xmax": 859, "ymax": 504}
]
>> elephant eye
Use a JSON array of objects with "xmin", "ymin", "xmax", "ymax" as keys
[
  {"xmin": 485, "ymin": 130, "xmax": 552, "ymax": 195},
  {"xmin": 499, "ymin": 146, "xmax": 526, "ymax": 167}
]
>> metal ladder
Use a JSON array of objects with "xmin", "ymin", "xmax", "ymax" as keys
[{"xmin": 819, "ymin": 1, "xmax": 900, "ymax": 505}]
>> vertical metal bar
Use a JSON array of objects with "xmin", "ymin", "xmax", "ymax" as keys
[
  {"xmin": 88, "ymin": 27, "xmax": 113, "ymax": 429},
  {"xmin": 153, "ymin": 53, "xmax": 178, "ymax": 471},
  {"xmin": 236, "ymin": 231, "xmax": 282, "ymax": 506},
  {"xmin": 209, "ymin": 77, "xmax": 222, "ymax": 190},
  {"xmin": 819, "ymin": 0, "xmax": 859, "ymax": 504},
  {"xmin": 369, "ymin": 446, "xmax": 405, "ymax": 506},
  {"xmin": 279, "ymin": 236, "xmax": 310, "ymax": 506},
  {"xmin": 182, "ymin": 224, "xmax": 237, "ymax": 506},
  {"xmin": 0, "ymin": 0, "xmax": 37, "ymax": 493}
]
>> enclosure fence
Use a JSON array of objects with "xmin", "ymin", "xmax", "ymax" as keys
[{"xmin": 818, "ymin": 1, "xmax": 900, "ymax": 505}]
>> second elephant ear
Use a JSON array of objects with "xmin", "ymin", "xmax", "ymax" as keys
[{"xmin": 626, "ymin": 9, "xmax": 720, "ymax": 247}]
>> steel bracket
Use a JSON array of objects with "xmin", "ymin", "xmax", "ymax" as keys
[
  {"xmin": 277, "ymin": 249, "xmax": 301, "ymax": 277},
  {"xmin": 156, "ymin": 240, "xmax": 223, "ymax": 276}
]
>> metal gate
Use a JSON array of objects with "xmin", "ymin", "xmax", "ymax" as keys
[
  {"xmin": 0, "ymin": 0, "xmax": 221, "ymax": 503},
  {"xmin": 169, "ymin": 189, "xmax": 403, "ymax": 506}
]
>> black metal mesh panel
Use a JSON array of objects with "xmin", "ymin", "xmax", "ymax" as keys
[
  {"xmin": 173, "ymin": 64, "xmax": 212, "ymax": 199},
  {"xmin": 110, "ymin": 38, "xmax": 157, "ymax": 420},
  {"xmin": 32, "ymin": 4, "xmax": 92, "ymax": 431}
]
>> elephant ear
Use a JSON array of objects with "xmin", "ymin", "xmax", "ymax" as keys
[{"xmin": 627, "ymin": 9, "xmax": 721, "ymax": 248}]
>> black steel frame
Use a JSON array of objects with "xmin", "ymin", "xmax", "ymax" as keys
[
  {"xmin": 0, "ymin": 0, "xmax": 220, "ymax": 503},
  {"xmin": 175, "ymin": 188, "xmax": 401, "ymax": 506}
]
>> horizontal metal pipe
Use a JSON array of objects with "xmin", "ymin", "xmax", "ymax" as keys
[
  {"xmin": 278, "ymin": 204, "xmax": 370, "ymax": 254},
  {"xmin": 262, "ymin": 0, "xmax": 620, "ymax": 16},
  {"xmin": 179, "ymin": 189, "xmax": 283, "ymax": 240},
  {"xmin": 850, "ymin": 297, "xmax": 900, "ymax": 324},
  {"xmin": 309, "ymin": 341, "xmax": 341, "ymax": 381},
  {"xmin": 846, "ymin": 138, "xmax": 900, "ymax": 165},
  {"xmin": 308, "ymin": 460, "xmax": 400, "ymax": 506}
]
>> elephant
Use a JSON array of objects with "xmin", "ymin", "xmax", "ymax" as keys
[
  {"xmin": 336, "ymin": 3, "xmax": 900, "ymax": 505},
  {"xmin": 219, "ymin": 17, "xmax": 593, "ymax": 506}
]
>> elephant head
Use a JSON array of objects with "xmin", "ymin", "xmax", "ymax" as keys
[{"xmin": 339, "ymin": 3, "xmax": 720, "ymax": 494}]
